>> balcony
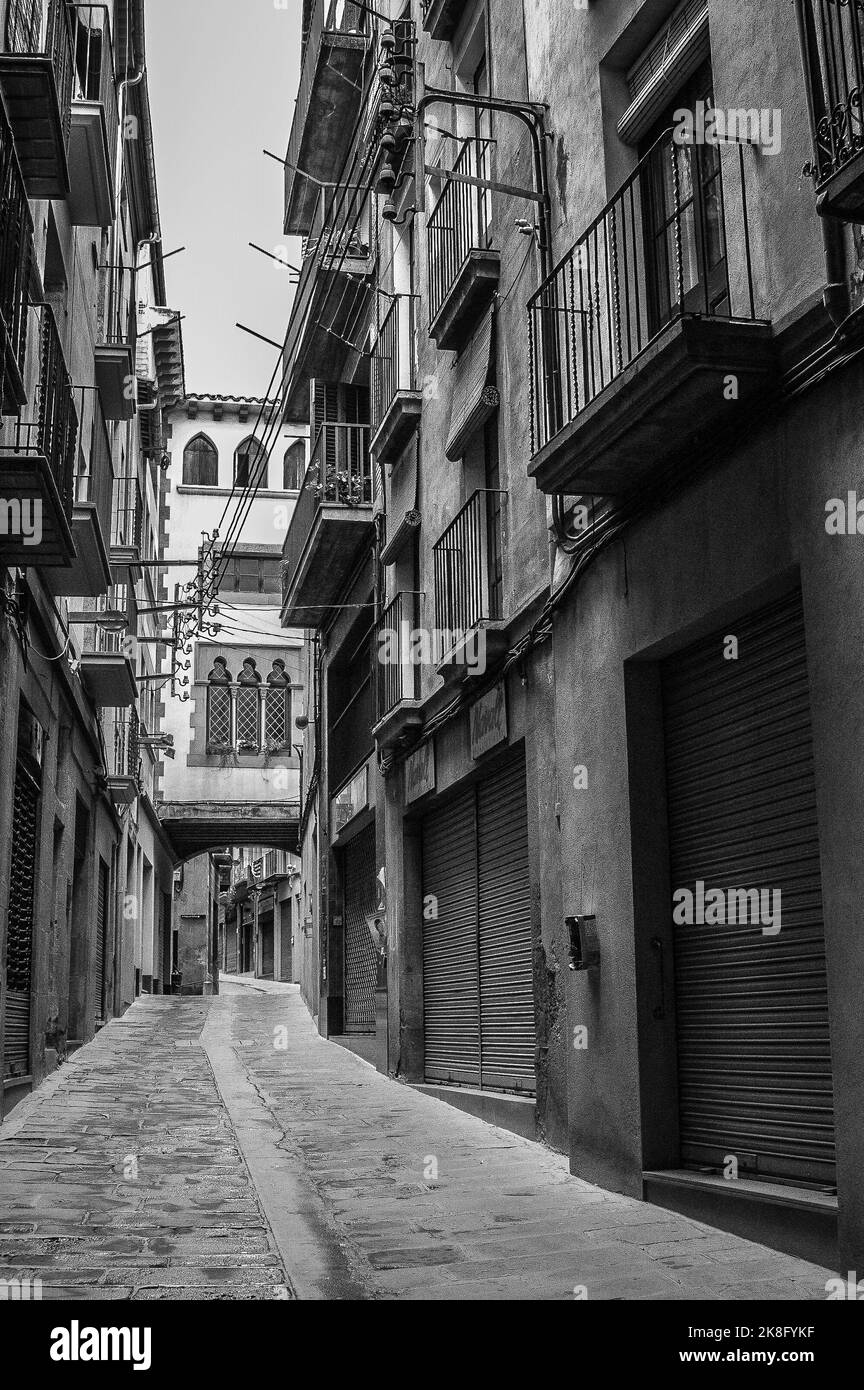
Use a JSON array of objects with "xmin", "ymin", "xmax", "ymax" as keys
[
  {"xmin": 103, "ymin": 708, "xmax": 140, "ymax": 802},
  {"xmin": 109, "ymin": 471, "xmax": 143, "ymax": 575},
  {"xmin": 421, "ymin": 0, "xmax": 465, "ymax": 41},
  {"xmin": 78, "ymin": 623, "xmax": 136, "ymax": 708},
  {"xmin": 372, "ymin": 294, "xmax": 422, "ymax": 465},
  {"xmin": 428, "ymin": 139, "xmax": 500, "ymax": 352},
  {"xmin": 95, "ymin": 263, "xmax": 136, "ymax": 420},
  {"xmin": 284, "ymin": 0, "xmax": 369, "ymax": 236},
  {"xmin": 433, "ymin": 489, "xmax": 508, "ymax": 685},
  {"xmin": 798, "ymin": 0, "xmax": 864, "ymax": 220},
  {"xmin": 66, "ymin": 4, "xmax": 119, "ymax": 227},
  {"xmin": 0, "ymin": 103, "xmax": 34, "ymax": 411},
  {"xmin": 528, "ymin": 133, "xmax": 775, "ymax": 496},
  {"xmin": 372, "ymin": 591, "xmax": 422, "ymax": 751},
  {"xmin": 281, "ymin": 422, "xmax": 374, "ymax": 626},
  {"xmin": 0, "ymin": 0, "xmax": 74, "ymax": 198},
  {"xmin": 0, "ymin": 305, "xmax": 77, "ymax": 568},
  {"xmin": 282, "ymin": 189, "xmax": 374, "ymax": 421},
  {"xmin": 48, "ymin": 386, "xmax": 113, "ymax": 597}
]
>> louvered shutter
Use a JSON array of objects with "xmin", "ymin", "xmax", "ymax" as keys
[
  {"xmin": 343, "ymin": 822, "xmax": 378, "ymax": 1033},
  {"xmin": 422, "ymin": 789, "xmax": 481, "ymax": 1086},
  {"xmin": 3, "ymin": 760, "xmax": 39, "ymax": 1078}
]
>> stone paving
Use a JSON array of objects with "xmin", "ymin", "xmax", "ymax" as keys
[{"xmin": 0, "ymin": 982, "xmax": 839, "ymax": 1300}]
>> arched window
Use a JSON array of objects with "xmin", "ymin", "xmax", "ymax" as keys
[
  {"xmin": 235, "ymin": 437, "xmax": 268, "ymax": 489},
  {"xmin": 183, "ymin": 433, "xmax": 218, "ymax": 487},
  {"xmin": 207, "ymin": 657, "xmax": 232, "ymax": 749},
  {"xmin": 235, "ymin": 657, "xmax": 261, "ymax": 751},
  {"xmin": 283, "ymin": 440, "xmax": 305, "ymax": 491},
  {"xmin": 265, "ymin": 659, "xmax": 291, "ymax": 750}
]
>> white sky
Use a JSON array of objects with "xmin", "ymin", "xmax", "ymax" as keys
[{"xmin": 147, "ymin": 0, "xmax": 304, "ymax": 398}]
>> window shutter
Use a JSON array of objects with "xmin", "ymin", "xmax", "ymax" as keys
[{"xmin": 617, "ymin": 0, "xmax": 710, "ymax": 146}]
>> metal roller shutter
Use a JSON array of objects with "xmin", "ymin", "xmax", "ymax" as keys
[
  {"xmin": 226, "ymin": 916, "xmax": 238, "ymax": 973},
  {"xmin": 343, "ymin": 822, "xmax": 378, "ymax": 1034},
  {"xmin": 478, "ymin": 754, "xmax": 535, "ymax": 1091},
  {"xmin": 662, "ymin": 589, "xmax": 836, "ymax": 1188},
  {"xmin": 94, "ymin": 857, "xmax": 108, "ymax": 1022},
  {"xmin": 422, "ymin": 789, "xmax": 481, "ymax": 1086},
  {"xmin": 422, "ymin": 750, "xmax": 535, "ymax": 1093},
  {"xmin": 3, "ymin": 760, "xmax": 39, "ymax": 1079}
]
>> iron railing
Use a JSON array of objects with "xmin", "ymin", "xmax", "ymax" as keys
[
  {"xmin": 0, "ymin": 304, "xmax": 77, "ymax": 514},
  {"xmin": 372, "ymin": 293, "xmax": 415, "ymax": 434},
  {"xmin": 0, "ymin": 102, "xmax": 33, "ymax": 400},
  {"xmin": 433, "ymin": 489, "xmax": 505, "ymax": 658},
  {"xmin": 112, "ymin": 708, "xmax": 139, "ymax": 779},
  {"xmin": 5, "ymin": 0, "xmax": 75, "ymax": 151},
  {"xmin": 281, "ymin": 422, "xmax": 373, "ymax": 598},
  {"xmin": 427, "ymin": 136, "xmax": 494, "ymax": 325},
  {"xmin": 374, "ymin": 590, "xmax": 418, "ymax": 721},
  {"xmin": 71, "ymin": 385, "xmax": 114, "ymax": 530},
  {"xmin": 110, "ymin": 472, "xmax": 142, "ymax": 552},
  {"xmin": 798, "ymin": 0, "xmax": 864, "ymax": 189},
  {"xmin": 68, "ymin": 3, "xmax": 120, "ymax": 186},
  {"xmin": 528, "ymin": 128, "xmax": 759, "ymax": 456},
  {"xmin": 101, "ymin": 261, "xmax": 136, "ymax": 347}
]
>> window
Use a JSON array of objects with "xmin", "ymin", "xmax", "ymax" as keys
[
  {"xmin": 283, "ymin": 440, "xmax": 305, "ymax": 491},
  {"xmin": 183, "ymin": 434, "xmax": 218, "ymax": 486},
  {"xmin": 216, "ymin": 553, "xmax": 281, "ymax": 596},
  {"xmin": 235, "ymin": 437, "xmax": 268, "ymax": 488},
  {"xmin": 265, "ymin": 660, "xmax": 292, "ymax": 750},
  {"xmin": 207, "ymin": 655, "xmax": 291, "ymax": 754}
]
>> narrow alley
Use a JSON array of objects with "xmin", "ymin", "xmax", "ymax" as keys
[{"xmin": 0, "ymin": 983, "xmax": 837, "ymax": 1302}]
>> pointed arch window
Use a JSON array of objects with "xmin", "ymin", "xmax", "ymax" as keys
[
  {"xmin": 235, "ymin": 437, "xmax": 268, "ymax": 489},
  {"xmin": 265, "ymin": 659, "xmax": 292, "ymax": 750},
  {"xmin": 283, "ymin": 440, "xmax": 305, "ymax": 491},
  {"xmin": 183, "ymin": 433, "xmax": 219, "ymax": 486},
  {"xmin": 207, "ymin": 657, "xmax": 233, "ymax": 749},
  {"xmin": 235, "ymin": 657, "xmax": 262, "ymax": 751}
]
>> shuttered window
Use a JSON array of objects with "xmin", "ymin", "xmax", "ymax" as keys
[
  {"xmin": 3, "ymin": 759, "xmax": 39, "ymax": 1079},
  {"xmin": 662, "ymin": 589, "xmax": 836, "ymax": 1188}
]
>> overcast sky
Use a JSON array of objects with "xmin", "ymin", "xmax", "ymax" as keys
[{"xmin": 147, "ymin": 0, "xmax": 304, "ymax": 398}]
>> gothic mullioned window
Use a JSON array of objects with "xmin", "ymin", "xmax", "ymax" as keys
[
  {"xmin": 235, "ymin": 658, "xmax": 262, "ymax": 751},
  {"xmin": 206, "ymin": 654, "xmax": 291, "ymax": 755},
  {"xmin": 206, "ymin": 657, "xmax": 232, "ymax": 749}
]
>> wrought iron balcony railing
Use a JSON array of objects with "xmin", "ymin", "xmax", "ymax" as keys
[
  {"xmin": 281, "ymin": 421, "xmax": 373, "ymax": 598},
  {"xmin": 100, "ymin": 261, "xmax": 136, "ymax": 348},
  {"xmin": 68, "ymin": 2, "xmax": 119, "ymax": 180},
  {"xmin": 5, "ymin": 0, "xmax": 75, "ymax": 132},
  {"xmin": 0, "ymin": 102, "xmax": 33, "ymax": 407},
  {"xmin": 528, "ymin": 128, "xmax": 759, "ymax": 458},
  {"xmin": 433, "ymin": 489, "xmax": 505, "ymax": 659},
  {"xmin": 374, "ymin": 590, "xmax": 418, "ymax": 722},
  {"xmin": 798, "ymin": 0, "xmax": 864, "ymax": 205},
  {"xmin": 71, "ymin": 384, "xmax": 113, "ymax": 518},
  {"xmin": 110, "ymin": 472, "xmax": 143, "ymax": 553},
  {"xmin": 428, "ymin": 137, "xmax": 495, "ymax": 327},
  {"xmin": 0, "ymin": 303, "xmax": 77, "ymax": 513},
  {"xmin": 372, "ymin": 293, "xmax": 415, "ymax": 435}
]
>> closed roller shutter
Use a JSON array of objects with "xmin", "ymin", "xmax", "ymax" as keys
[
  {"xmin": 478, "ymin": 754, "xmax": 535, "ymax": 1091},
  {"xmin": 94, "ymin": 857, "xmax": 108, "ymax": 1022},
  {"xmin": 422, "ymin": 789, "xmax": 480, "ymax": 1086},
  {"xmin": 226, "ymin": 913, "xmax": 238, "ymax": 973},
  {"xmin": 343, "ymin": 822, "xmax": 378, "ymax": 1033},
  {"xmin": 662, "ymin": 589, "xmax": 836, "ymax": 1188},
  {"xmin": 3, "ymin": 760, "xmax": 39, "ymax": 1079},
  {"xmin": 260, "ymin": 911, "xmax": 275, "ymax": 979},
  {"xmin": 422, "ymin": 749, "xmax": 535, "ymax": 1093}
]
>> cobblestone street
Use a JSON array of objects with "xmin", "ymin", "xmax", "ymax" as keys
[{"xmin": 0, "ymin": 983, "xmax": 839, "ymax": 1301}]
